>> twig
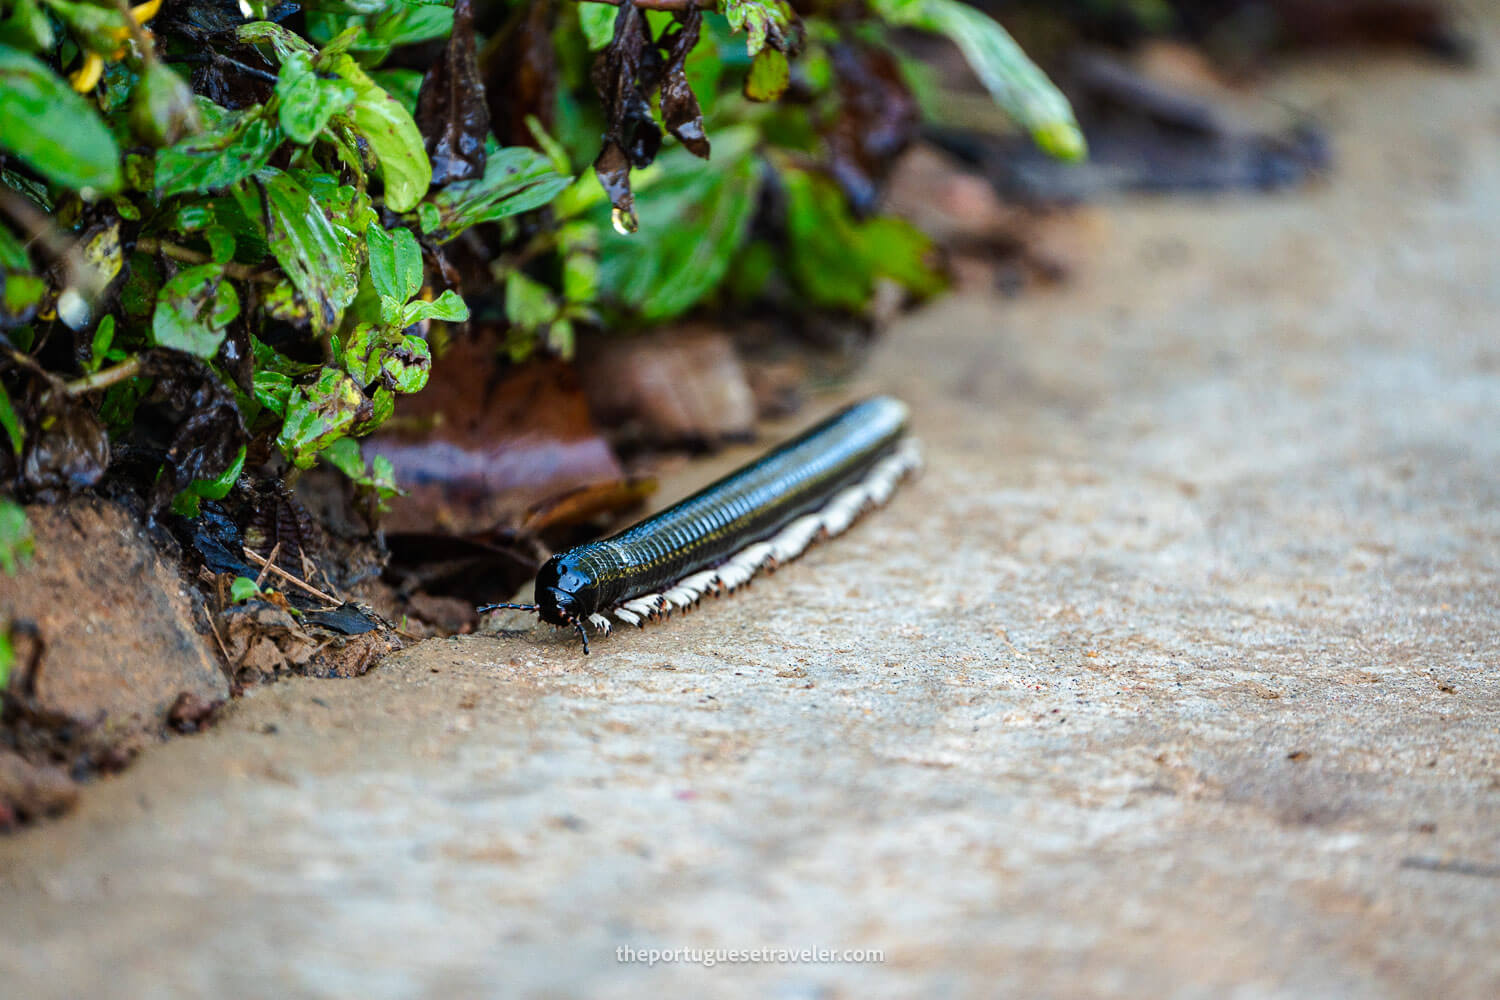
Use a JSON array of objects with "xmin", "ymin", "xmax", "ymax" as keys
[
  {"xmin": 64, "ymin": 356, "xmax": 142, "ymax": 396},
  {"xmin": 202, "ymin": 600, "xmax": 235, "ymax": 676},
  {"xmin": 254, "ymin": 542, "xmax": 282, "ymax": 589},
  {"xmin": 242, "ymin": 547, "xmax": 342, "ymax": 606},
  {"xmin": 112, "ymin": 0, "xmax": 160, "ymax": 66},
  {"xmin": 133, "ymin": 238, "xmax": 276, "ymax": 281}
]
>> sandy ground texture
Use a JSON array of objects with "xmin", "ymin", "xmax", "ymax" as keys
[{"xmin": 4, "ymin": 29, "xmax": 1500, "ymax": 1000}]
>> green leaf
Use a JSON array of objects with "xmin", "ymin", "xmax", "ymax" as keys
[
  {"xmin": 780, "ymin": 167, "xmax": 944, "ymax": 311},
  {"xmin": 324, "ymin": 433, "xmax": 402, "ymax": 506},
  {"xmin": 85, "ymin": 314, "xmax": 115, "ymax": 373},
  {"xmin": 131, "ymin": 62, "xmax": 201, "ymax": 147},
  {"xmin": 255, "ymin": 168, "xmax": 361, "ymax": 332},
  {"xmin": 252, "ymin": 369, "xmax": 294, "ymax": 417},
  {"xmin": 276, "ymin": 366, "xmax": 365, "ymax": 469},
  {"xmin": 322, "ymin": 435, "xmax": 366, "ymax": 480},
  {"xmin": 0, "ymin": 497, "xmax": 32, "ymax": 575},
  {"xmin": 187, "ymin": 444, "xmax": 246, "ymax": 501},
  {"xmin": 365, "ymin": 224, "xmax": 423, "ymax": 303},
  {"xmin": 275, "ymin": 50, "xmax": 357, "ymax": 144},
  {"xmin": 343, "ymin": 324, "xmax": 431, "ymax": 394},
  {"xmin": 0, "ymin": 626, "xmax": 11, "ymax": 695},
  {"xmin": 229, "ymin": 576, "xmax": 263, "ymax": 603},
  {"xmin": 1, "ymin": 272, "xmax": 44, "ymax": 320},
  {"xmin": 0, "ymin": 218, "xmax": 30, "ymax": 271},
  {"xmin": 401, "ymin": 289, "xmax": 468, "ymax": 326},
  {"xmin": 597, "ymin": 135, "xmax": 760, "ymax": 322},
  {"xmin": 155, "ymin": 108, "xmax": 282, "ymax": 197},
  {"xmin": 420, "ymin": 146, "xmax": 573, "ymax": 243},
  {"xmin": 505, "ymin": 272, "xmax": 557, "ymax": 332},
  {"xmin": 152, "ymin": 264, "xmax": 241, "ymax": 358},
  {"xmin": 235, "ymin": 20, "xmax": 317, "ymax": 61},
  {"xmin": 722, "ymin": 0, "xmax": 799, "ymax": 57},
  {"xmin": 330, "ymin": 54, "xmax": 431, "ymax": 212},
  {"xmin": 0, "ymin": 0, "xmax": 54, "ymax": 53},
  {"xmin": 744, "ymin": 48, "xmax": 789, "ymax": 102},
  {"xmin": 871, "ymin": 0, "xmax": 1084, "ymax": 161},
  {"xmin": 579, "ymin": 2, "xmax": 616, "ymax": 51},
  {"xmin": 0, "ymin": 380, "xmax": 22, "ymax": 455},
  {"xmin": 0, "ymin": 44, "xmax": 121, "ymax": 192}
]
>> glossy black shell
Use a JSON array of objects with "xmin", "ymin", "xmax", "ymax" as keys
[{"xmin": 534, "ymin": 396, "xmax": 909, "ymax": 624}]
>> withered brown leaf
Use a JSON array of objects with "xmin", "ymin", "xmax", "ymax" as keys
[{"xmin": 416, "ymin": 0, "xmax": 491, "ymax": 186}]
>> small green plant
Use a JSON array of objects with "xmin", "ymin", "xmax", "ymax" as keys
[
  {"xmin": 0, "ymin": 496, "xmax": 31, "ymax": 573},
  {"xmin": 228, "ymin": 575, "xmax": 264, "ymax": 604}
]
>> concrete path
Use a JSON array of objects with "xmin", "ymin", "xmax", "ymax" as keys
[{"xmin": 3, "ymin": 31, "xmax": 1498, "ymax": 1000}]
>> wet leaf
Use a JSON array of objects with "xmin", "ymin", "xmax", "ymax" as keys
[
  {"xmin": 152, "ymin": 264, "xmax": 241, "ymax": 359},
  {"xmin": 254, "ymin": 168, "xmax": 360, "ymax": 333},
  {"xmin": 330, "ymin": 54, "xmax": 433, "ymax": 212},
  {"xmin": 155, "ymin": 107, "xmax": 282, "ymax": 197},
  {"xmin": 418, "ymin": 146, "xmax": 572, "ymax": 243},
  {"xmin": 153, "ymin": 0, "xmax": 249, "ymax": 42},
  {"xmin": 660, "ymin": 10, "xmax": 709, "ymax": 158},
  {"xmin": 416, "ymin": 0, "xmax": 489, "ymax": 185},
  {"xmin": 0, "ymin": 44, "xmax": 121, "ymax": 192},
  {"xmin": 20, "ymin": 398, "xmax": 110, "ymax": 501},
  {"xmin": 275, "ymin": 50, "xmax": 357, "ymax": 145},
  {"xmin": 743, "ymin": 47, "xmax": 788, "ymax": 102},
  {"xmin": 138, "ymin": 350, "xmax": 248, "ymax": 512},
  {"xmin": 590, "ymin": 3, "xmax": 663, "ymax": 230}
]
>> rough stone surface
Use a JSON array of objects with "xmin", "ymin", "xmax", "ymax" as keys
[
  {"xmin": 2, "ymin": 33, "xmax": 1499, "ymax": 1000},
  {"xmin": 2, "ymin": 499, "xmax": 229, "ymax": 738}
]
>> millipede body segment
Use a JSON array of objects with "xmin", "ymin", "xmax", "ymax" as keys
[{"xmin": 479, "ymin": 395, "xmax": 920, "ymax": 652}]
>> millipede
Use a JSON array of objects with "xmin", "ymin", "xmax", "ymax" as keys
[{"xmin": 478, "ymin": 395, "xmax": 921, "ymax": 653}]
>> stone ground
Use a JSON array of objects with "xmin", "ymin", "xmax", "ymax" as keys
[{"xmin": 3, "ymin": 29, "xmax": 1499, "ymax": 1000}]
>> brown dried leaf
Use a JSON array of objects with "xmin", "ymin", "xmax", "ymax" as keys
[
  {"xmin": 590, "ymin": 3, "xmax": 665, "ymax": 229},
  {"xmin": 416, "ymin": 0, "xmax": 491, "ymax": 186},
  {"xmin": 660, "ymin": 10, "xmax": 710, "ymax": 159},
  {"xmin": 825, "ymin": 42, "xmax": 920, "ymax": 217}
]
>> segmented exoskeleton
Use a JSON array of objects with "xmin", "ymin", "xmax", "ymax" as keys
[{"xmin": 478, "ymin": 396, "xmax": 919, "ymax": 652}]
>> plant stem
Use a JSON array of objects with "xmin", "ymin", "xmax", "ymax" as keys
[
  {"xmin": 112, "ymin": 0, "xmax": 159, "ymax": 66},
  {"xmin": 64, "ymin": 356, "xmax": 142, "ymax": 396},
  {"xmin": 134, "ymin": 238, "xmax": 274, "ymax": 282}
]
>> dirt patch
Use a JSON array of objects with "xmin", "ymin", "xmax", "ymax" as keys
[
  {"xmin": 1, "ymin": 499, "xmax": 228, "ymax": 823},
  {"xmin": 1, "ymin": 498, "xmax": 402, "ymax": 826}
]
